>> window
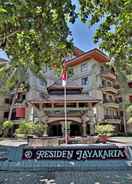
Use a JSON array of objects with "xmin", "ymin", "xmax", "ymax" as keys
[
  {"xmin": 102, "ymin": 80, "xmax": 106, "ymax": 87},
  {"xmin": 107, "ymin": 81, "xmax": 112, "ymax": 87},
  {"xmin": 81, "ymin": 77, "xmax": 88, "ymax": 85},
  {"xmin": 109, "ymin": 95, "xmax": 113, "ymax": 102},
  {"xmin": 3, "ymin": 112, "xmax": 9, "ymax": 118},
  {"xmin": 16, "ymin": 93, "xmax": 26, "ymax": 103},
  {"xmin": 81, "ymin": 63, "xmax": 87, "ymax": 72},
  {"xmin": 4, "ymin": 98, "xmax": 10, "ymax": 104},
  {"xmin": 100, "ymin": 66, "xmax": 104, "ymax": 72},
  {"xmin": 103, "ymin": 94, "xmax": 107, "ymax": 102}
]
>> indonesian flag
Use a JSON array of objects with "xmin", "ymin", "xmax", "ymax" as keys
[{"xmin": 61, "ymin": 66, "xmax": 67, "ymax": 87}]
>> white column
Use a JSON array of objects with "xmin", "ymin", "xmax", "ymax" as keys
[
  {"xmin": 88, "ymin": 103, "xmax": 95, "ymax": 135},
  {"xmin": 26, "ymin": 103, "xmax": 34, "ymax": 121},
  {"xmin": 82, "ymin": 121, "xmax": 87, "ymax": 136}
]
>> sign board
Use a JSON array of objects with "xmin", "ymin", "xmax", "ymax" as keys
[{"xmin": 22, "ymin": 147, "xmax": 127, "ymax": 160}]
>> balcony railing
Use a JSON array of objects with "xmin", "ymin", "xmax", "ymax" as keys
[
  {"xmin": 102, "ymin": 86, "xmax": 118, "ymax": 94},
  {"xmin": 43, "ymin": 107, "xmax": 88, "ymax": 112},
  {"xmin": 101, "ymin": 71, "xmax": 116, "ymax": 80},
  {"xmin": 103, "ymin": 99, "xmax": 116, "ymax": 103},
  {"xmin": 104, "ymin": 115, "xmax": 121, "ymax": 124},
  {"xmin": 103, "ymin": 100, "xmax": 119, "ymax": 108},
  {"xmin": 104, "ymin": 115, "xmax": 120, "ymax": 120}
]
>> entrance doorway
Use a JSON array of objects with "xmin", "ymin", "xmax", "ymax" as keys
[
  {"xmin": 48, "ymin": 124, "xmax": 62, "ymax": 137},
  {"xmin": 70, "ymin": 123, "xmax": 81, "ymax": 136}
]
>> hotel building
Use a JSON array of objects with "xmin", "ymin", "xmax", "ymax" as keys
[{"xmin": 0, "ymin": 48, "xmax": 130, "ymax": 139}]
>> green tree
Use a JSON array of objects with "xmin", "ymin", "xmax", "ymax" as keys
[
  {"xmin": 79, "ymin": 0, "xmax": 132, "ymax": 72},
  {"xmin": 16, "ymin": 121, "xmax": 34, "ymax": 137},
  {"xmin": 0, "ymin": 0, "xmax": 76, "ymax": 70},
  {"xmin": 0, "ymin": 0, "xmax": 77, "ymax": 120},
  {"xmin": 79, "ymin": 0, "xmax": 132, "ymax": 134},
  {"xmin": 32, "ymin": 123, "xmax": 47, "ymax": 137}
]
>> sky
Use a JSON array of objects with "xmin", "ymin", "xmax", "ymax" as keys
[
  {"xmin": 69, "ymin": 20, "xmax": 99, "ymax": 52},
  {"xmin": 69, "ymin": 0, "xmax": 98, "ymax": 52}
]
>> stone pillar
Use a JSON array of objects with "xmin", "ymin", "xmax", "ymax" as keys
[
  {"xmin": 26, "ymin": 103, "xmax": 34, "ymax": 121},
  {"xmin": 81, "ymin": 112, "xmax": 89, "ymax": 136},
  {"xmin": 88, "ymin": 103, "xmax": 95, "ymax": 136},
  {"xmin": 82, "ymin": 121, "xmax": 87, "ymax": 136},
  {"xmin": 90, "ymin": 123, "xmax": 95, "ymax": 135},
  {"xmin": 67, "ymin": 121, "xmax": 71, "ymax": 137},
  {"xmin": 41, "ymin": 111, "xmax": 48, "ymax": 136},
  {"xmin": 60, "ymin": 121, "xmax": 65, "ymax": 136}
]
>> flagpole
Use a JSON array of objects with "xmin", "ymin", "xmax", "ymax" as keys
[{"xmin": 64, "ymin": 84, "xmax": 68, "ymax": 144}]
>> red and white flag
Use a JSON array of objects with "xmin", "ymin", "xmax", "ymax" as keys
[{"xmin": 60, "ymin": 66, "xmax": 67, "ymax": 87}]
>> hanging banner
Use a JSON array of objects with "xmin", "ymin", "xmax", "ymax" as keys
[
  {"xmin": 16, "ymin": 107, "xmax": 25, "ymax": 118},
  {"xmin": 22, "ymin": 147, "xmax": 127, "ymax": 160}
]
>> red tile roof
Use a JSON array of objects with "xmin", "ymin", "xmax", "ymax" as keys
[{"xmin": 65, "ymin": 48, "xmax": 110, "ymax": 68}]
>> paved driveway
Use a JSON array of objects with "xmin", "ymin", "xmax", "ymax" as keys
[{"xmin": 0, "ymin": 171, "xmax": 132, "ymax": 184}]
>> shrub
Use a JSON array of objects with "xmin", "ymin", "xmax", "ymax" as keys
[
  {"xmin": 2, "ymin": 121, "xmax": 14, "ymax": 137},
  {"xmin": 127, "ymin": 105, "xmax": 132, "ymax": 114},
  {"xmin": 32, "ymin": 123, "xmax": 47, "ymax": 137},
  {"xmin": 95, "ymin": 124, "xmax": 114, "ymax": 136},
  {"xmin": 3, "ymin": 121, "xmax": 13, "ymax": 129},
  {"xmin": 16, "ymin": 121, "xmax": 34, "ymax": 137}
]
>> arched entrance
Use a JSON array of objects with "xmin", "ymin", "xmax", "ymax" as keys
[
  {"xmin": 70, "ymin": 123, "xmax": 82, "ymax": 136},
  {"xmin": 48, "ymin": 123, "xmax": 62, "ymax": 137}
]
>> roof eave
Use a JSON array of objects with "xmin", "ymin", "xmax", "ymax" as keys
[{"xmin": 65, "ymin": 48, "xmax": 110, "ymax": 67}]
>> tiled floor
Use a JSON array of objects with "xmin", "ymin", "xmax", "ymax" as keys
[{"xmin": 0, "ymin": 171, "xmax": 132, "ymax": 184}]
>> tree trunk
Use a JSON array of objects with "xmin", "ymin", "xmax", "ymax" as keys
[
  {"xmin": 122, "ymin": 95, "xmax": 127, "ymax": 136},
  {"xmin": 8, "ymin": 81, "xmax": 20, "ymax": 120}
]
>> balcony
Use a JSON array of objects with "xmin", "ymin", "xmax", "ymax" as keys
[
  {"xmin": 102, "ymin": 86, "xmax": 118, "ymax": 94},
  {"xmin": 104, "ymin": 115, "xmax": 121, "ymax": 124},
  {"xmin": 104, "ymin": 115, "xmax": 120, "ymax": 120},
  {"xmin": 101, "ymin": 71, "xmax": 116, "ymax": 80},
  {"xmin": 44, "ymin": 107, "xmax": 88, "ymax": 113},
  {"xmin": 103, "ymin": 100, "xmax": 119, "ymax": 108}
]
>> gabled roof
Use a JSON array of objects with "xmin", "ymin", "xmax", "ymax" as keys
[
  {"xmin": 47, "ymin": 79, "xmax": 82, "ymax": 90},
  {"xmin": 65, "ymin": 48, "xmax": 110, "ymax": 67},
  {"xmin": 29, "ymin": 95, "xmax": 100, "ymax": 103}
]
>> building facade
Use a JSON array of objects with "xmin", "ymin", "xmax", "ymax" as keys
[
  {"xmin": 0, "ymin": 48, "xmax": 129, "ymax": 138},
  {"xmin": 66, "ymin": 48, "xmax": 122, "ymax": 132}
]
